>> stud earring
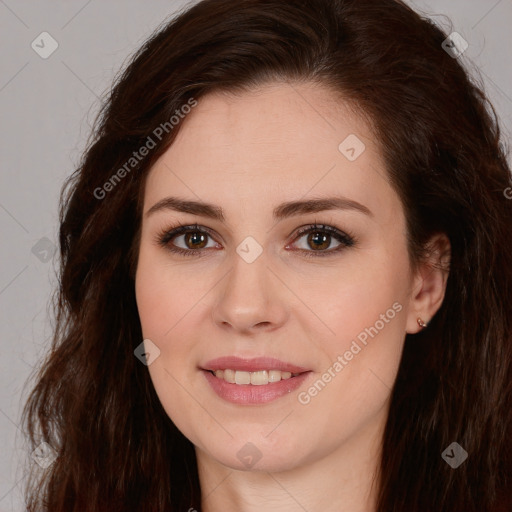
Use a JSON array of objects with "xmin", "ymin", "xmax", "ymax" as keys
[{"xmin": 417, "ymin": 317, "xmax": 428, "ymax": 328}]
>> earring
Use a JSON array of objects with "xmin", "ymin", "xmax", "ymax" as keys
[{"xmin": 417, "ymin": 317, "xmax": 428, "ymax": 328}]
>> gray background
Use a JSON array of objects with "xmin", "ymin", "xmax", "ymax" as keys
[{"xmin": 0, "ymin": 1, "xmax": 511, "ymax": 510}]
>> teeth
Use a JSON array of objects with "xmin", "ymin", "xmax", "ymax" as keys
[
  {"xmin": 223, "ymin": 369, "xmax": 235, "ymax": 383},
  {"xmin": 269, "ymin": 370, "xmax": 283, "ymax": 382},
  {"xmin": 251, "ymin": 370, "xmax": 268, "ymax": 385},
  {"xmin": 235, "ymin": 371, "xmax": 251, "ymax": 385},
  {"xmin": 213, "ymin": 369, "xmax": 298, "ymax": 385}
]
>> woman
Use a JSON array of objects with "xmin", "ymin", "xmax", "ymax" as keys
[{"xmin": 22, "ymin": 0, "xmax": 512, "ymax": 510}]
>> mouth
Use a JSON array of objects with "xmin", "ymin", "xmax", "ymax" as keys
[{"xmin": 200, "ymin": 356, "xmax": 313, "ymax": 404}]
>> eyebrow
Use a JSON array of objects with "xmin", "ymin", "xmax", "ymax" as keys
[{"xmin": 145, "ymin": 195, "xmax": 373, "ymax": 221}]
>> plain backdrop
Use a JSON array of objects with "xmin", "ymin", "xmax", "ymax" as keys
[{"xmin": 0, "ymin": 1, "xmax": 511, "ymax": 510}]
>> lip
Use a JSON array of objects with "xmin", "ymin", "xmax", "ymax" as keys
[
  {"xmin": 202, "ymin": 356, "xmax": 310, "ymax": 374},
  {"xmin": 202, "ymin": 369, "xmax": 312, "ymax": 405}
]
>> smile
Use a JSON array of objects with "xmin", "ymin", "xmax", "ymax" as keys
[{"xmin": 201, "ymin": 356, "xmax": 312, "ymax": 404}]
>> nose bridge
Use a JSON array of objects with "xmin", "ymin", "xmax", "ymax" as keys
[{"xmin": 226, "ymin": 240, "xmax": 271, "ymax": 308}]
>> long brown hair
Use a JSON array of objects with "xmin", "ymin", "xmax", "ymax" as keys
[{"xmin": 21, "ymin": 0, "xmax": 512, "ymax": 510}]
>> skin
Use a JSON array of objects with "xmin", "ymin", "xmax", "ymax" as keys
[{"xmin": 135, "ymin": 81, "xmax": 450, "ymax": 512}]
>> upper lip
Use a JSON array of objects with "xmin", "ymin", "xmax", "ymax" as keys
[{"xmin": 202, "ymin": 356, "xmax": 310, "ymax": 373}]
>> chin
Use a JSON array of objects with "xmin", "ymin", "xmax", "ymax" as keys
[{"xmin": 196, "ymin": 432, "xmax": 311, "ymax": 473}]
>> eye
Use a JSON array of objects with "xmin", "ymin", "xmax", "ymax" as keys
[
  {"xmin": 287, "ymin": 224, "xmax": 355, "ymax": 257},
  {"xmin": 156, "ymin": 223, "xmax": 219, "ymax": 257}
]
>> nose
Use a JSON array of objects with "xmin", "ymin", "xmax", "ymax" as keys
[{"xmin": 211, "ymin": 248, "xmax": 288, "ymax": 335}]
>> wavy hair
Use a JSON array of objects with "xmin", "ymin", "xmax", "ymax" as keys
[{"xmin": 22, "ymin": 0, "xmax": 512, "ymax": 510}]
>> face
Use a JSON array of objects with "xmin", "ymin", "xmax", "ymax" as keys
[{"xmin": 135, "ymin": 82, "xmax": 419, "ymax": 473}]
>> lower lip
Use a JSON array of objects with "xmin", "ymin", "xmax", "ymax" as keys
[{"xmin": 202, "ymin": 370, "xmax": 312, "ymax": 405}]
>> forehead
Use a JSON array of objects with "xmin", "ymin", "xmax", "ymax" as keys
[
  {"xmin": 143, "ymin": 81, "xmax": 398, "ymax": 224},
  {"xmin": 165, "ymin": 82, "xmax": 373, "ymax": 167}
]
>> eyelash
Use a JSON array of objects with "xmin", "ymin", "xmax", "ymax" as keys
[{"xmin": 155, "ymin": 222, "xmax": 356, "ymax": 259}]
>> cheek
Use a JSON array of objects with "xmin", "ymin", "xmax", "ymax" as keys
[
  {"xmin": 135, "ymin": 244, "xmax": 204, "ymax": 339},
  {"xmin": 299, "ymin": 241, "xmax": 409, "ymax": 414},
  {"xmin": 311, "ymin": 247, "xmax": 409, "ymax": 358},
  {"xmin": 135, "ymin": 248, "xmax": 192, "ymax": 386},
  {"xmin": 135, "ymin": 250, "xmax": 205, "ymax": 438}
]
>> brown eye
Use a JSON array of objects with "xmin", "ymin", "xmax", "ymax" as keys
[
  {"xmin": 183, "ymin": 231, "xmax": 209, "ymax": 249},
  {"xmin": 306, "ymin": 231, "xmax": 332, "ymax": 251},
  {"xmin": 289, "ymin": 224, "xmax": 355, "ymax": 258},
  {"xmin": 157, "ymin": 224, "xmax": 218, "ymax": 257}
]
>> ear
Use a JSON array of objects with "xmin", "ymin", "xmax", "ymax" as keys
[{"xmin": 406, "ymin": 233, "xmax": 451, "ymax": 334}]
